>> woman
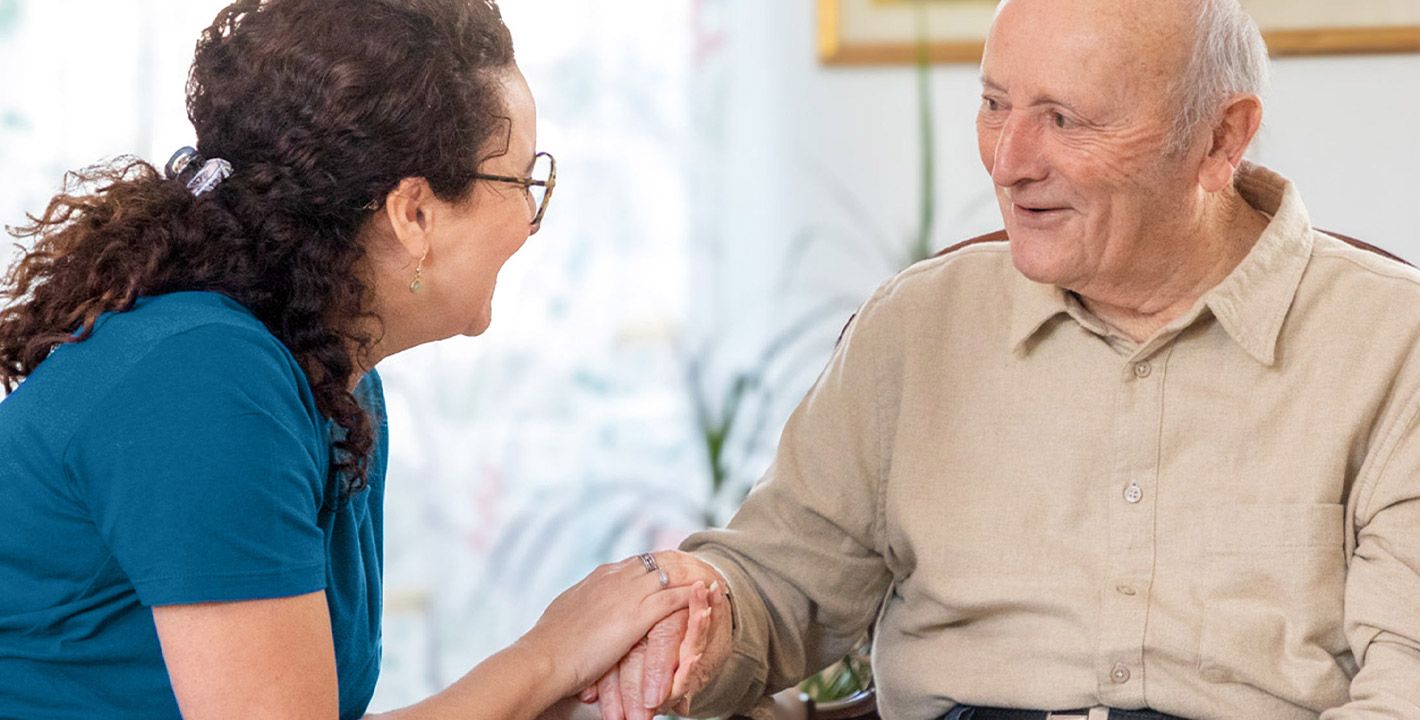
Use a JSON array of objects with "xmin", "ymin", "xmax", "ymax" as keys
[{"xmin": 0, "ymin": 0, "xmax": 710, "ymax": 718}]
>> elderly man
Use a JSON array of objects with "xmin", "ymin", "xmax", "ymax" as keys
[{"xmin": 586, "ymin": 0, "xmax": 1420, "ymax": 718}]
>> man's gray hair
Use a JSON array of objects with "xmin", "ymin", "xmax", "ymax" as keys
[{"xmin": 1169, "ymin": 0, "xmax": 1270, "ymax": 154}]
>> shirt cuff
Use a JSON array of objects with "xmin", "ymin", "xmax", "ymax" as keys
[
  {"xmin": 685, "ymin": 549, "xmax": 773, "ymax": 716},
  {"xmin": 132, "ymin": 562, "xmax": 326, "ymax": 607}
]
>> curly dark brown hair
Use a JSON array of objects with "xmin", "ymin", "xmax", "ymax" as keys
[{"xmin": 0, "ymin": 0, "xmax": 515, "ymax": 493}]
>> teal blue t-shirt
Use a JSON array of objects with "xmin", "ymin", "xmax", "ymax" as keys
[{"xmin": 0, "ymin": 291, "xmax": 386, "ymax": 719}]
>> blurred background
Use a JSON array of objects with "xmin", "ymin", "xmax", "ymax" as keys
[{"xmin": 1, "ymin": 0, "xmax": 1417, "ymax": 710}]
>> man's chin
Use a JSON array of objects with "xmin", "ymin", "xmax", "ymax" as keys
[{"xmin": 1008, "ymin": 228, "xmax": 1076, "ymax": 286}]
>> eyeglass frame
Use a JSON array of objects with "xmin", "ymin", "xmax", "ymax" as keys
[
  {"xmin": 473, "ymin": 150, "xmax": 556, "ymax": 227},
  {"xmin": 360, "ymin": 150, "xmax": 556, "ymax": 227}
]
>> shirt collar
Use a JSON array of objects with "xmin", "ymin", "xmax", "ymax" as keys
[
  {"xmin": 1009, "ymin": 272, "xmax": 1071, "ymax": 355},
  {"xmin": 1201, "ymin": 161, "xmax": 1313, "ymax": 366},
  {"xmin": 1008, "ymin": 161, "xmax": 1313, "ymax": 364}
]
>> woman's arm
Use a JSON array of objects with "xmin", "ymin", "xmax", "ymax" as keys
[
  {"xmin": 378, "ymin": 559, "xmax": 705, "ymax": 720},
  {"xmin": 153, "ymin": 559, "xmax": 708, "ymax": 720},
  {"xmin": 153, "ymin": 591, "xmax": 340, "ymax": 720},
  {"xmin": 368, "ymin": 640, "xmax": 566, "ymax": 720}
]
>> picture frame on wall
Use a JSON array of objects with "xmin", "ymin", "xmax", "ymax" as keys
[{"xmin": 817, "ymin": 0, "xmax": 1420, "ymax": 65}]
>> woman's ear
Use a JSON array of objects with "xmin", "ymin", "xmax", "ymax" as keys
[
  {"xmin": 1198, "ymin": 94, "xmax": 1263, "ymax": 193},
  {"xmin": 383, "ymin": 177, "xmax": 436, "ymax": 261}
]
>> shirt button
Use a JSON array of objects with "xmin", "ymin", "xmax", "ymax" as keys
[
  {"xmin": 1124, "ymin": 483, "xmax": 1143, "ymax": 504},
  {"xmin": 1116, "ymin": 584, "xmax": 1137, "ymax": 596},
  {"xmin": 1133, "ymin": 361, "xmax": 1152, "ymax": 379},
  {"xmin": 1111, "ymin": 664, "xmax": 1132, "ymax": 684}
]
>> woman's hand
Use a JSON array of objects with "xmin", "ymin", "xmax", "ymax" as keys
[
  {"xmin": 367, "ymin": 560, "xmax": 708, "ymax": 720},
  {"xmin": 576, "ymin": 551, "xmax": 731, "ymax": 720},
  {"xmin": 515, "ymin": 556, "xmax": 712, "ymax": 698}
]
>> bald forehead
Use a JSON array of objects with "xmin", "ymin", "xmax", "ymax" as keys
[
  {"xmin": 991, "ymin": 0, "xmax": 1197, "ymax": 79},
  {"xmin": 996, "ymin": 0, "xmax": 1201, "ymax": 33}
]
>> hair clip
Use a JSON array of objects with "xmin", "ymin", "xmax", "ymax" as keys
[
  {"xmin": 164, "ymin": 146, "xmax": 200, "ymax": 180},
  {"xmin": 186, "ymin": 158, "xmax": 233, "ymax": 197},
  {"xmin": 164, "ymin": 146, "xmax": 233, "ymax": 197}
]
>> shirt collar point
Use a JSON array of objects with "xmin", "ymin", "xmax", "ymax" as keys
[
  {"xmin": 1010, "ymin": 337, "xmax": 1033, "ymax": 358},
  {"xmin": 1009, "ymin": 275, "xmax": 1069, "ymax": 353},
  {"xmin": 1246, "ymin": 340, "xmax": 1279, "ymax": 367}
]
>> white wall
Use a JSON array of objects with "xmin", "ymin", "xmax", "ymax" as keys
[{"xmin": 1253, "ymin": 54, "xmax": 1420, "ymax": 249}]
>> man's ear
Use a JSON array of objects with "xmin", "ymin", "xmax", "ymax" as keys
[
  {"xmin": 1199, "ymin": 94, "xmax": 1263, "ymax": 193},
  {"xmin": 383, "ymin": 177, "xmax": 436, "ymax": 261}
]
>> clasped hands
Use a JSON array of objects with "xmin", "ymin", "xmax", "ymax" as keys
[{"xmin": 579, "ymin": 551, "xmax": 735, "ymax": 720}]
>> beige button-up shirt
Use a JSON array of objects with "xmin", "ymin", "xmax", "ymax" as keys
[{"xmin": 682, "ymin": 163, "xmax": 1420, "ymax": 719}]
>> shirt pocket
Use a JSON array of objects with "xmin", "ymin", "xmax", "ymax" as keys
[{"xmin": 1196, "ymin": 503, "xmax": 1352, "ymax": 708}]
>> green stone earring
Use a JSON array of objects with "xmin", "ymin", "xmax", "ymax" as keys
[{"xmin": 409, "ymin": 253, "xmax": 427, "ymax": 294}]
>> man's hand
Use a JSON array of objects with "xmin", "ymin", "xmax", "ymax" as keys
[{"xmin": 580, "ymin": 551, "xmax": 735, "ymax": 720}]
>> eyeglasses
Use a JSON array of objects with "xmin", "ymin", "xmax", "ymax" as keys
[
  {"xmin": 360, "ymin": 151, "xmax": 557, "ymax": 227},
  {"xmin": 474, "ymin": 151, "xmax": 557, "ymax": 227}
]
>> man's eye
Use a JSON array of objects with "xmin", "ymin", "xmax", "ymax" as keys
[
  {"xmin": 983, "ymin": 97, "xmax": 1000, "ymax": 112},
  {"xmin": 1052, "ymin": 111, "xmax": 1071, "ymax": 129}
]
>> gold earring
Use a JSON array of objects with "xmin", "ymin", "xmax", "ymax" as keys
[{"xmin": 409, "ymin": 252, "xmax": 427, "ymax": 294}]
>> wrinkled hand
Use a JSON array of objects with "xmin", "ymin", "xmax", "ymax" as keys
[
  {"xmin": 579, "ymin": 551, "xmax": 735, "ymax": 720},
  {"xmin": 517, "ymin": 556, "xmax": 708, "ymax": 699}
]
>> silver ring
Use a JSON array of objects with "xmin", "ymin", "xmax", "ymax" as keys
[{"xmin": 638, "ymin": 553, "xmax": 669, "ymax": 588}]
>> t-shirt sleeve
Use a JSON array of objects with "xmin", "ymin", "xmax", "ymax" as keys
[{"xmin": 64, "ymin": 322, "xmax": 330, "ymax": 607}]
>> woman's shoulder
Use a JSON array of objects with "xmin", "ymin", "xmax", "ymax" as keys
[
  {"xmin": 71, "ymin": 290, "xmax": 289, "ymax": 368},
  {"xmin": 13, "ymin": 291, "xmax": 314, "ymax": 431},
  {"xmin": 97, "ymin": 290, "xmax": 280, "ymax": 352},
  {"xmin": 100, "ymin": 291, "xmax": 311, "ymax": 403},
  {"xmin": 1, "ymin": 291, "xmax": 328, "ymax": 499}
]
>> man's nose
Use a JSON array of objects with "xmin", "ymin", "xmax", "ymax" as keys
[{"xmin": 990, "ymin": 114, "xmax": 1048, "ymax": 189}]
